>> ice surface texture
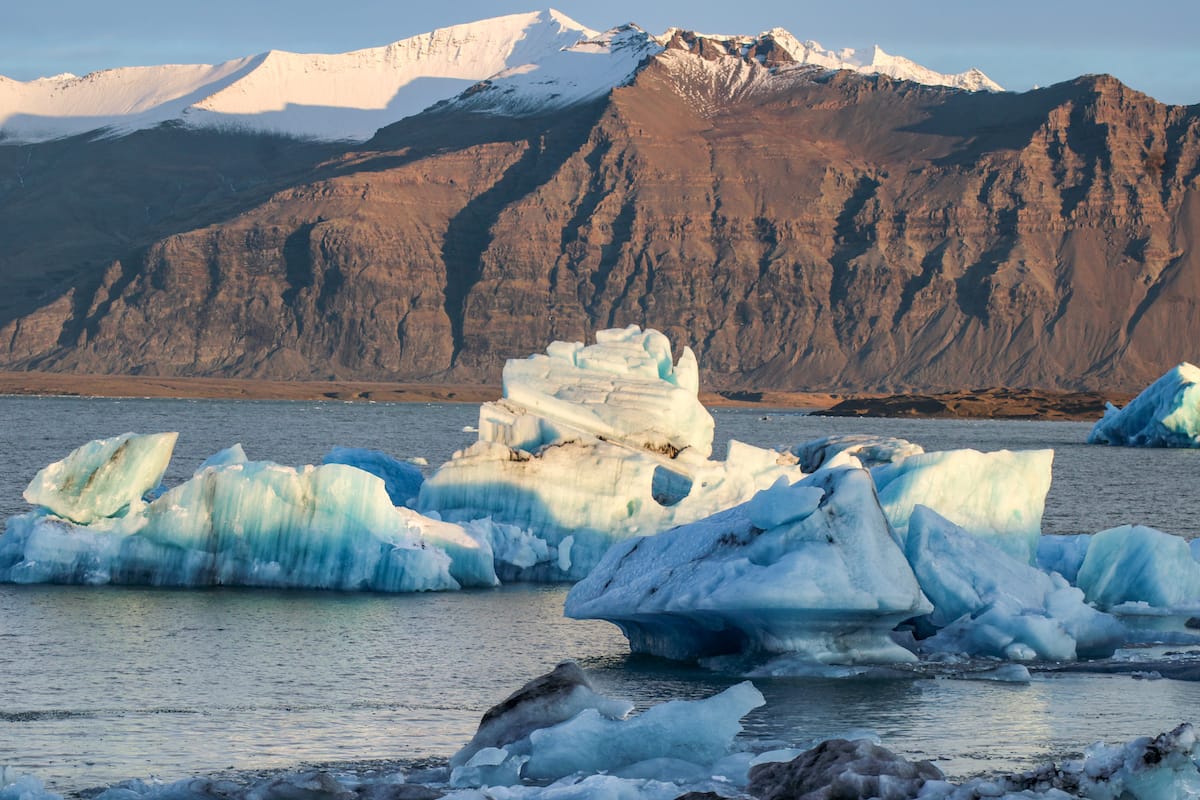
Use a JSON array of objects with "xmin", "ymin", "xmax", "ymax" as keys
[
  {"xmin": 1089, "ymin": 362, "xmax": 1200, "ymax": 447},
  {"xmin": 23, "ymin": 432, "xmax": 178, "ymax": 524},
  {"xmin": 565, "ymin": 467, "xmax": 930, "ymax": 664}
]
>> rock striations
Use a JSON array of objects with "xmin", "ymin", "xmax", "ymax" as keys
[{"xmin": 1, "ymin": 15, "xmax": 1198, "ymax": 392}]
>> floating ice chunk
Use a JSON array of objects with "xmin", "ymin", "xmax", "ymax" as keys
[
  {"xmin": 487, "ymin": 325, "xmax": 714, "ymax": 457},
  {"xmin": 1089, "ymin": 363, "xmax": 1200, "ymax": 447},
  {"xmin": 451, "ymin": 662, "xmax": 764, "ymax": 788},
  {"xmin": 905, "ymin": 506, "xmax": 1122, "ymax": 660},
  {"xmin": 1193, "ymin": 539, "xmax": 1200, "ymax": 562},
  {"xmin": 1075, "ymin": 525, "xmax": 1200, "ymax": 611},
  {"xmin": 872, "ymin": 448, "xmax": 1053, "ymax": 563},
  {"xmin": 195, "ymin": 443, "xmax": 248, "ymax": 473},
  {"xmin": 566, "ymin": 467, "xmax": 930, "ymax": 664},
  {"xmin": 451, "ymin": 662, "xmax": 633, "ymax": 771},
  {"xmin": 1037, "ymin": 533, "xmax": 1092, "ymax": 583},
  {"xmin": 23, "ymin": 432, "xmax": 178, "ymax": 524},
  {"xmin": 792, "ymin": 434, "xmax": 923, "ymax": 472},
  {"xmin": 2, "ymin": 454, "xmax": 498, "ymax": 592},
  {"xmin": 322, "ymin": 445, "xmax": 425, "ymax": 507}
]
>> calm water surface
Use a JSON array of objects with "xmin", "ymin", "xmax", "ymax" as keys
[{"xmin": 1, "ymin": 397, "xmax": 1198, "ymax": 791}]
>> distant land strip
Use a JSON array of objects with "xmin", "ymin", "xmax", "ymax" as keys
[{"xmin": 0, "ymin": 372, "xmax": 1130, "ymax": 420}]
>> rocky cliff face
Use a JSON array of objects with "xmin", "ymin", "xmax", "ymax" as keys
[{"xmin": 2, "ymin": 49, "xmax": 1198, "ymax": 391}]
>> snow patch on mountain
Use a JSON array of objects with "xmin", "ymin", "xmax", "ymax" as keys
[
  {"xmin": 0, "ymin": 10, "xmax": 595, "ymax": 143},
  {"xmin": 0, "ymin": 9, "xmax": 1002, "ymax": 144},
  {"xmin": 443, "ymin": 24, "xmax": 662, "ymax": 114}
]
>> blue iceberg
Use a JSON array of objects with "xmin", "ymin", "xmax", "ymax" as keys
[
  {"xmin": 565, "ymin": 467, "xmax": 931, "ymax": 664},
  {"xmin": 1089, "ymin": 362, "xmax": 1200, "ymax": 447},
  {"xmin": 1, "ymin": 436, "xmax": 502, "ymax": 592}
]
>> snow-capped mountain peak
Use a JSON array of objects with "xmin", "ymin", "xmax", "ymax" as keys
[{"xmin": 0, "ymin": 11, "xmax": 1002, "ymax": 144}]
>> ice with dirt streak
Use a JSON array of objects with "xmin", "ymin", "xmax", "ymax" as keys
[
  {"xmin": 23, "ymin": 432, "xmax": 178, "ymax": 524},
  {"xmin": 1089, "ymin": 362, "xmax": 1200, "ymax": 447}
]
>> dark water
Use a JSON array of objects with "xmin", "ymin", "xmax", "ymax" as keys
[{"xmin": 1, "ymin": 397, "xmax": 1199, "ymax": 791}]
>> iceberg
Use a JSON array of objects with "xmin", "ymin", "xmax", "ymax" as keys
[
  {"xmin": 419, "ymin": 326, "xmax": 804, "ymax": 580},
  {"xmin": 2, "ymin": 438, "xmax": 503, "ymax": 592},
  {"xmin": 1089, "ymin": 362, "xmax": 1200, "ymax": 447},
  {"xmin": 449, "ymin": 662, "xmax": 764, "ymax": 788},
  {"xmin": 321, "ymin": 445, "xmax": 424, "ymax": 507},
  {"xmin": 871, "ymin": 448, "xmax": 1053, "ymax": 563},
  {"xmin": 1075, "ymin": 525, "xmax": 1200, "ymax": 611},
  {"xmin": 565, "ymin": 467, "xmax": 931, "ymax": 664},
  {"xmin": 905, "ymin": 506, "xmax": 1123, "ymax": 661},
  {"xmin": 23, "ymin": 432, "xmax": 178, "ymax": 524}
]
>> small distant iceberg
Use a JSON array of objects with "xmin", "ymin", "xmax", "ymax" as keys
[{"xmin": 1089, "ymin": 362, "xmax": 1200, "ymax": 447}]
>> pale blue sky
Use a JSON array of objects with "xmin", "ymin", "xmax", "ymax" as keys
[{"xmin": 4, "ymin": 0, "xmax": 1197, "ymax": 104}]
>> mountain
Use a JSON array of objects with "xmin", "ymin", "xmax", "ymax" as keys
[
  {"xmin": 0, "ymin": 10, "xmax": 999, "ymax": 144},
  {"xmin": 1, "ymin": 14, "xmax": 1197, "ymax": 393}
]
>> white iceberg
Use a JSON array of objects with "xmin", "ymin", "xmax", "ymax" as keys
[
  {"xmin": 321, "ymin": 445, "xmax": 425, "ymax": 507},
  {"xmin": 905, "ymin": 506, "xmax": 1123, "ymax": 661},
  {"xmin": 565, "ymin": 467, "xmax": 930, "ymax": 664},
  {"xmin": 1075, "ymin": 525, "xmax": 1200, "ymax": 611},
  {"xmin": 419, "ymin": 326, "xmax": 804, "ymax": 580},
  {"xmin": 449, "ymin": 662, "xmax": 764, "ymax": 788},
  {"xmin": 23, "ymin": 432, "xmax": 178, "ymax": 524},
  {"xmin": 1089, "ymin": 362, "xmax": 1200, "ymax": 447},
  {"xmin": 483, "ymin": 324, "xmax": 713, "ymax": 457},
  {"xmin": 872, "ymin": 448, "xmax": 1053, "ymax": 563},
  {"xmin": 2, "ymin": 439, "xmax": 503, "ymax": 592}
]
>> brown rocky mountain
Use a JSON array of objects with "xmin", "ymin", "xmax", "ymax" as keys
[{"xmin": 2, "ymin": 41, "xmax": 1198, "ymax": 391}]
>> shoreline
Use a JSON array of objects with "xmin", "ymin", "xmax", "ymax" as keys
[{"xmin": 0, "ymin": 372, "xmax": 1128, "ymax": 420}]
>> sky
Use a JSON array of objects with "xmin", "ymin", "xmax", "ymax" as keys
[{"xmin": 3, "ymin": 0, "xmax": 1198, "ymax": 105}]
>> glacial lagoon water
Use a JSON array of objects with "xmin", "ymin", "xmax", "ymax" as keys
[{"xmin": 2, "ymin": 396, "xmax": 1199, "ymax": 793}]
